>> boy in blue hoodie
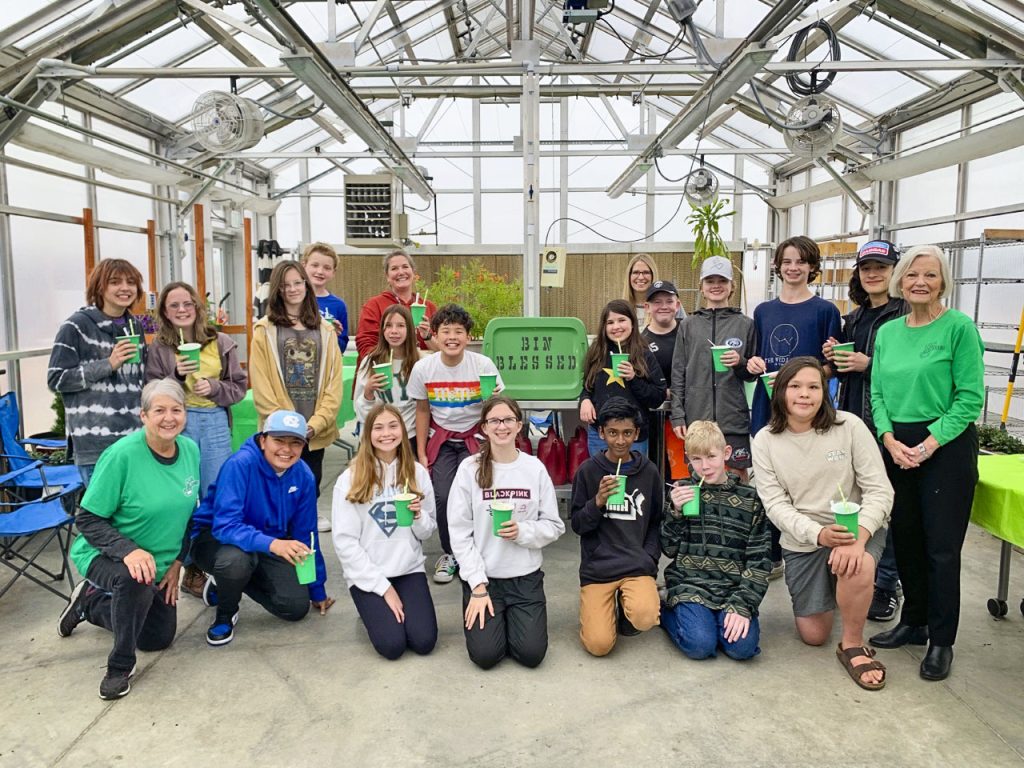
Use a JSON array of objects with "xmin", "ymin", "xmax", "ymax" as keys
[{"xmin": 191, "ymin": 410, "xmax": 333, "ymax": 646}]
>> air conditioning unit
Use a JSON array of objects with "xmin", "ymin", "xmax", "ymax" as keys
[{"xmin": 344, "ymin": 173, "xmax": 408, "ymax": 247}]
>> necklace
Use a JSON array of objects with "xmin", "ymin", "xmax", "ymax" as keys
[{"xmin": 907, "ymin": 305, "xmax": 945, "ymax": 327}]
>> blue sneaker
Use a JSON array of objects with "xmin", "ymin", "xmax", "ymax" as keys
[
  {"xmin": 202, "ymin": 575, "xmax": 218, "ymax": 607},
  {"xmin": 206, "ymin": 611, "xmax": 239, "ymax": 647}
]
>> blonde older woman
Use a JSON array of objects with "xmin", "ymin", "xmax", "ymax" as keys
[
  {"xmin": 867, "ymin": 245, "xmax": 984, "ymax": 682},
  {"xmin": 58, "ymin": 379, "xmax": 200, "ymax": 700}
]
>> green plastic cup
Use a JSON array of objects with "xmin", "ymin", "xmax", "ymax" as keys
[
  {"xmin": 711, "ymin": 345, "xmax": 731, "ymax": 373},
  {"xmin": 123, "ymin": 334, "xmax": 141, "ymax": 364},
  {"xmin": 479, "ymin": 373, "xmax": 498, "ymax": 399},
  {"xmin": 295, "ymin": 550, "xmax": 317, "ymax": 585},
  {"xmin": 394, "ymin": 493, "xmax": 416, "ymax": 527},
  {"xmin": 410, "ymin": 304, "xmax": 427, "ymax": 326},
  {"xmin": 831, "ymin": 501, "xmax": 861, "ymax": 539},
  {"xmin": 178, "ymin": 342, "xmax": 201, "ymax": 367},
  {"xmin": 607, "ymin": 475, "xmax": 627, "ymax": 506},
  {"xmin": 761, "ymin": 372, "xmax": 776, "ymax": 398},
  {"xmin": 681, "ymin": 486, "xmax": 701, "ymax": 517},
  {"xmin": 373, "ymin": 362, "xmax": 394, "ymax": 390},
  {"xmin": 832, "ymin": 342, "xmax": 855, "ymax": 371},
  {"xmin": 491, "ymin": 501, "xmax": 513, "ymax": 536},
  {"xmin": 610, "ymin": 352, "xmax": 629, "ymax": 376}
]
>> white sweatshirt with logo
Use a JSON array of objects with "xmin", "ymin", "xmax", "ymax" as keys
[
  {"xmin": 331, "ymin": 459, "xmax": 437, "ymax": 595},
  {"xmin": 447, "ymin": 451, "xmax": 565, "ymax": 589}
]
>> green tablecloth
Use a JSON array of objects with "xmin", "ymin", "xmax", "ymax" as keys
[
  {"xmin": 970, "ymin": 454, "xmax": 1024, "ymax": 548},
  {"xmin": 230, "ymin": 364, "xmax": 356, "ymax": 451}
]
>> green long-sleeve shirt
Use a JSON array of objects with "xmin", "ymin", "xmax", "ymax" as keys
[{"xmin": 870, "ymin": 309, "xmax": 984, "ymax": 446}]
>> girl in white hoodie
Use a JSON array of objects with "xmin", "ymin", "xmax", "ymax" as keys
[
  {"xmin": 332, "ymin": 403, "xmax": 438, "ymax": 659},
  {"xmin": 448, "ymin": 396, "xmax": 565, "ymax": 669}
]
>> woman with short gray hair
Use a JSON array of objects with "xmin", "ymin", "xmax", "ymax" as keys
[
  {"xmin": 57, "ymin": 378, "xmax": 201, "ymax": 700},
  {"xmin": 867, "ymin": 244, "xmax": 984, "ymax": 682}
]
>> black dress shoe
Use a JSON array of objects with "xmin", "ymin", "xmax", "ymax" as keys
[
  {"xmin": 920, "ymin": 644, "xmax": 954, "ymax": 681},
  {"xmin": 870, "ymin": 623, "xmax": 928, "ymax": 649}
]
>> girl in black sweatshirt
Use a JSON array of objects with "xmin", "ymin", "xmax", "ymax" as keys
[{"xmin": 579, "ymin": 300, "xmax": 667, "ymax": 458}]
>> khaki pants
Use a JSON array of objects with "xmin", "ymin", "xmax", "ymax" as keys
[{"xmin": 579, "ymin": 576, "xmax": 660, "ymax": 657}]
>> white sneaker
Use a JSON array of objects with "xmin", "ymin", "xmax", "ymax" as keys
[
  {"xmin": 433, "ymin": 554, "xmax": 458, "ymax": 584},
  {"xmin": 317, "ymin": 516, "xmax": 331, "ymax": 532}
]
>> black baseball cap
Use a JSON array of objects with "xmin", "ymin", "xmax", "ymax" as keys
[
  {"xmin": 645, "ymin": 280, "xmax": 679, "ymax": 301},
  {"xmin": 855, "ymin": 240, "xmax": 899, "ymax": 266}
]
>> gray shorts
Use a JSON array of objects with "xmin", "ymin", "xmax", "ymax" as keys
[{"xmin": 782, "ymin": 529, "xmax": 888, "ymax": 617}]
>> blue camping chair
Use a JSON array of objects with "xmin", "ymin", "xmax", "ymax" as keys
[
  {"xmin": 0, "ymin": 392, "xmax": 81, "ymax": 491},
  {"xmin": 0, "ymin": 462, "xmax": 81, "ymax": 600}
]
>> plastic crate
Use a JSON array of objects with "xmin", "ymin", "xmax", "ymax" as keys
[{"xmin": 482, "ymin": 317, "xmax": 588, "ymax": 401}]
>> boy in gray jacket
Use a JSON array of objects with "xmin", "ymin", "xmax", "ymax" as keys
[{"xmin": 670, "ymin": 257, "xmax": 755, "ymax": 481}]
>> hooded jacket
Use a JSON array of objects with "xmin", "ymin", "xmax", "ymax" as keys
[
  {"xmin": 836, "ymin": 298, "xmax": 909, "ymax": 436},
  {"xmin": 191, "ymin": 435, "xmax": 327, "ymax": 602},
  {"xmin": 146, "ymin": 332, "xmax": 247, "ymax": 415},
  {"xmin": 47, "ymin": 305, "xmax": 144, "ymax": 465},
  {"xmin": 355, "ymin": 291, "xmax": 438, "ymax": 361},
  {"xmin": 570, "ymin": 449, "xmax": 663, "ymax": 586},
  {"xmin": 248, "ymin": 316, "xmax": 341, "ymax": 451},
  {"xmin": 580, "ymin": 348, "xmax": 667, "ymax": 443},
  {"xmin": 669, "ymin": 307, "xmax": 755, "ymax": 435}
]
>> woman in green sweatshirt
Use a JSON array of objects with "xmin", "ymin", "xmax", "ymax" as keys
[{"xmin": 868, "ymin": 245, "xmax": 985, "ymax": 683}]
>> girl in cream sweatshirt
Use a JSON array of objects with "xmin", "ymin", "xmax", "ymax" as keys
[{"xmin": 447, "ymin": 396, "xmax": 565, "ymax": 669}]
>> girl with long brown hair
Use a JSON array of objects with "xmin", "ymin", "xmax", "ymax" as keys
[
  {"xmin": 331, "ymin": 403, "xmax": 438, "ymax": 659},
  {"xmin": 353, "ymin": 304, "xmax": 424, "ymax": 448},
  {"xmin": 250, "ymin": 260, "xmax": 342, "ymax": 532},
  {"xmin": 752, "ymin": 357, "xmax": 894, "ymax": 691},
  {"xmin": 146, "ymin": 281, "xmax": 247, "ymax": 597},
  {"xmin": 579, "ymin": 299, "xmax": 667, "ymax": 457},
  {"xmin": 447, "ymin": 396, "xmax": 565, "ymax": 669}
]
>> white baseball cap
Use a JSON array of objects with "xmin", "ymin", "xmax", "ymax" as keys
[{"xmin": 700, "ymin": 256, "xmax": 734, "ymax": 281}]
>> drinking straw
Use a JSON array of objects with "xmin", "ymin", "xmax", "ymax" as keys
[
  {"xmin": 128, "ymin": 318, "xmax": 136, "ymax": 336},
  {"xmin": 707, "ymin": 338, "xmax": 715, "ymax": 346},
  {"xmin": 422, "ymin": 289, "xmax": 429, "ymax": 304},
  {"xmin": 179, "ymin": 328, "xmax": 185, "ymax": 345},
  {"xmin": 617, "ymin": 340, "xmax": 623, "ymax": 354},
  {"xmin": 615, "ymin": 458, "xmax": 622, "ymax": 476},
  {"xmin": 415, "ymin": 292, "xmax": 419, "ymax": 305},
  {"xmin": 309, "ymin": 532, "xmax": 315, "ymax": 552},
  {"xmin": 404, "ymin": 481, "xmax": 409, "ymax": 495},
  {"xmin": 837, "ymin": 482, "xmax": 847, "ymax": 506},
  {"xmin": 390, "ymin": 349, "xmax": 394, "ymax": 364}
]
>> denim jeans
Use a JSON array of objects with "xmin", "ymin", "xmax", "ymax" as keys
[
  {"xmin": 874, "ymin": 526, "xmax": 900, "ymax": 593},
  {"xmin": 586, "ymin": 425, "xmax": 648, "ymax": 460},
  {"xmin": 183, "ymin": 406, "xmax": 232, "ymax": 499},
  {"xmin": 661, "ymin": 602, "xmax": 761, "ymax": 660},
  {"xmin": 83, "ymin": 555, "xmax": 177, "ymax": 673}
]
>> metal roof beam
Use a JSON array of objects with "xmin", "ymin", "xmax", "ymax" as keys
[{"xmin": 0, "ymin": 0, "xmax": 95, "ymax": 49}]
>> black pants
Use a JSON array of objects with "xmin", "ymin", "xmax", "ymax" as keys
[
  {"xmin": 462, "ymin": 570, "xmax": 548, "ymax": 669},
  {"xmin": 83, "ymin": 555, "xmax": 177, "ymax": 673},
  {"xmin": 191, "ymin": 529, "xmax": 310, "ymax": 625},
  {"xmin": 301, "ymin": 445, "xmax": 325, "ymax": 498},
  {"xmin": 883, "ymin": 421, "xmax": 978, "ymax": 646},
  {"xmin": 432, "ymin": 441, "xmax": 469, "ymax": 555},
  {"xmin": 349, "ymin": 572, "xmax": 438, "ymax": 660}
]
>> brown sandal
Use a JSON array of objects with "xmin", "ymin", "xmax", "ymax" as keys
[{"xmin": 836, "ymin": 644, "xmax": 887, "ymax": 691}]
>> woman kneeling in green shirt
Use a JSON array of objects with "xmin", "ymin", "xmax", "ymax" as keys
[
  {"xmin": 868, "ymin": 245, "xmax": 985, "ymax": 682},
  {"xmin": 58, "ymin": 379, "xmax": 200, "ymax": 700}
]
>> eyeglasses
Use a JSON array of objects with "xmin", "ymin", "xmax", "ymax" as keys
[
  {"xmin": 282, "ymin": 281, "xmax": 306, "ymax": 290},
  {"xmin": 168, "ymin": 301, "xmax": 196, "ymax": 311},
  {"xmin": 484, "ymin": 417, "xmax": 520, "ymax": 427},
  {"xmin": 630, "ymin": 270, "xmax": 653, "ymax": 277}
]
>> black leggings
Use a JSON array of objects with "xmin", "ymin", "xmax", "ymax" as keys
[{"xmin": 883, "ymin": 421, "xmax": 978, "ymax": 646}]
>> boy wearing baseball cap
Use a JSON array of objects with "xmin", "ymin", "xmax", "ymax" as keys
[
  {"xmin": 670, "ymin": 256, "xmax": 756, "ymax": 481},
  {"xmin": 822, "ymin": 240, "xmax": 908, "ymax": 622},
  {"xmin": 191, "ymin": 410, "xmax": 333, "ymax": 646}
]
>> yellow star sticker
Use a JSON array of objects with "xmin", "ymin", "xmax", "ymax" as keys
[{"xmin": 603, "ymin": 367, "xmax": 625, "ymax": 387}]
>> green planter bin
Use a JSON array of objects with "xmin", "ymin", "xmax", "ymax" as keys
[{"xmin": 482, "ymin": 317, "xmax": 588, "ymax": 401}]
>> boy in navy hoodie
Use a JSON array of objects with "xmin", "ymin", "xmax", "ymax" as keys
[
  {"xmin": 191, "ymin": 410, "xmax": 334, "ymax": 646},
  {"xmin": 570, "ymin": 397, "xmax": 663, "ymax": 656}
]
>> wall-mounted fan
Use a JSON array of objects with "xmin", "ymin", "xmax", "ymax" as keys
[
  {"xmin": 683, "ymin": 167, "xmax": 719, "ymax": 206},
  {"xmin": 190, "ymin": 91, "xmax": 265, "ymax": 153},
  {"xmin": 783, "ymin": 95, "xmax": 842, "ymax": 159}
]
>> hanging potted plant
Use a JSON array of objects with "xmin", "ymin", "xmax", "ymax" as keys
[{"xmin": 687, "ymin": 198, "xmax": 736, "ymax": 268}]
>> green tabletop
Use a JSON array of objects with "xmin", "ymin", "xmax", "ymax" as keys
[
  {"xmin": 970, "ymin": 454, "xmax": 1024, "ymax": 548},
  {"xmin": 230, "ymin": 364, "xmax": 356, "ymax": 452}
]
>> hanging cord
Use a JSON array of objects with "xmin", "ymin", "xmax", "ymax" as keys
[{"xmin": 785, "ymin": 19, "xmax": 839, "ymax": 96}]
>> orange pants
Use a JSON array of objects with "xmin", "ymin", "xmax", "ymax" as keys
[{"xmin": 579, "ymin": 576, "xmax": 660, "ymax": 657}]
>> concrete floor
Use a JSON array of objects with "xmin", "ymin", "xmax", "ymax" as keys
[{"xmin": 2, "ymin": 444, "xmax": 1023, "ymax": 768}]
